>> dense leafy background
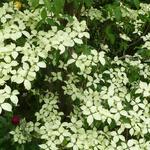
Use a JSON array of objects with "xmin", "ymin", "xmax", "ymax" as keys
[{"xmin": 0, "ymin": 0, "xmax": 150, "ymax": 149}]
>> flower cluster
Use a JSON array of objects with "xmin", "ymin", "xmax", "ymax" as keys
[
  {"xmin": 1, "ymin": 1, "xmax": 150, "ymax": 150},
  {"xmin": 0, "ymin": 2, "xmax": 89, "ymax": 113},
  {"xmin": 11, "ymin": 49, "xmax": 150, "ymax": 149}
]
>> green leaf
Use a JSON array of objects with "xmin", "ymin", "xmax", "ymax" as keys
[
  {"xmin": 0, "ymin": 116, "xmax": 7, "ymax": 126},
  {"xmin": 53, "ymin": 0, "xmax": 65, "ymax": 15},
  {"xmin": 105, "ymin": 25, "xmax": 115, "ymax": 45},
  {"xmin": 114, "ymin": 6, "xmax": 122, "ymax": 21},
  {"xmin": 133, "ymin": 0, "xmax": 140, "ymax": 9},
  {"xmin": 46, "ymin": 18, "xmax": 57, "ymax": 26},
  {"xmin": 128, "ymin": 66, "xmax": 140, "ymax": 82},
  {"xmin": 41, "ymin": 8, "xmax": 47, "ymax": 20},
  {"xmin": 43, "ymin": 0, "xmax": 51, "ymax": 11},
  {"xmin": 73, "ymin": 0, "xmax": 81, "ymax": 10},
  {"xmin": 29, "ymin": 0, "xmax": 39, "ymax": 8},
  {"xmin": 84, "ymin": 0, "xmax": 92, "ymax": 7}
]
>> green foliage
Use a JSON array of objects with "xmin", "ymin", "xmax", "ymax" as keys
[
  {"xmin": 41, "ymin": 8, "xmax": 47, "ymax": 20},
  {"xmin": 53, "ymin": 0, "xmax": 65, "ymax": 15},
  {"xmin": 0, "ymin": 0, "xmax": 150, "ymax": 149},
  {"xmin": 105, "ymin": 25, "xmax": 116, "ymax": 45},
  {"xmin": 134, "ymin": 0, "xmax": 140, "ymax": 8},
  {"xmin": 29, "ymin": 0, "xmax": 39, "ymax": 8},
  {"xmin": 43, "ymin": 0, "xmax": 51, "ymax": 11}
]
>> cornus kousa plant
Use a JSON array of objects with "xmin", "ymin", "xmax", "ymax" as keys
[
  {"xmin": 0, "ymin": 2, "xmax": 89, "ymax": 113},
  {"xmin": 0, "ymin": 0, "xmax": 150, "ymax": 149}
]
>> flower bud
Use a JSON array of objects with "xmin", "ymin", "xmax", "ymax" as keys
[{"xmin": 11, "ymin": 115, "xmax": 20, "ymax": 125}]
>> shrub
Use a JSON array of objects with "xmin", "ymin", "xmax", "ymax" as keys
[{"xmin": 0, "ymin": 0, "xmax": 150, "ymax": 149}]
